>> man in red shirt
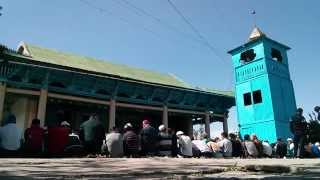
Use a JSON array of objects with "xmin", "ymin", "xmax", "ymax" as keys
[
  {"xmin": 47, "ymin": 112, "xmax": 70, "ymax": 157},
  {"xmin": 24, "ymin": 118, "xmax": 45, "ymax": 157},
  {"xmin": 47, "ymin": 121, "xmax": 70, "ymax": 157}
]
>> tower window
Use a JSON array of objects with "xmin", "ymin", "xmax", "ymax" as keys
[
  {"xmin": 240, "ymin": 49, "xmax": 256, "ymax": 63},
  {"xmin": 243, "ymin": 92, "xmax": 252, "ymax": 106},
  {"xmin": 271, "ymin": 48, "xmax": 282, "ymax": 62},
  {"xmin": 253, "ymin": 90, "xmax": 262, "ymax": 104}
]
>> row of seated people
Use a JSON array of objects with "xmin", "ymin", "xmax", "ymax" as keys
[
  {"xmin": 0, "ymin": 113, "xmax": 105, "ymax": 157},
  {"xmin": 1, "ymin": 113, "xmax": 320, "ymax": 158}
]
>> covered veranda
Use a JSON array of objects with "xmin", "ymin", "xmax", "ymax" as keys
[{"xmin": 0, "ymin": 44, "xmax": 235, "ymax": 137}]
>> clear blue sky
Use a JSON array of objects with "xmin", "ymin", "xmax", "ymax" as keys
[{"xmin": 1, "ymin": 0, "xmax": 319, "ymax": 137}]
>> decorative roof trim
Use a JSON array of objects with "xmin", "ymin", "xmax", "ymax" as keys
[{"xmin": 17, "ymin": 41, "xmax": 31, "ymax": 57}]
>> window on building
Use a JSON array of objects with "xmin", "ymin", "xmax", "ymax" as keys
[
  {"xmin": 240, "ymin": 49, "xmax": 256, "ymax": 63},
  {"xmin": 253, "ymin": 90, "xmax": 262, "ymax": 104},
  {"xmin": 243, "ymin": 92, "xmax": 252, "ymax": 106},
  {"xmin": 271, "ymin": 48, "xmax": 282, "ymax": 62}
]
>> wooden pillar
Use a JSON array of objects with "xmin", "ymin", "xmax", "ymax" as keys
[
  {"xmin": 205, "ymin": 111, "xmax": 211, "ymax": 138},
  {"xmin": 187, "ymin": 117, "xmax": 193, "ymax": 138},
  {"xmin": 162, "ymin": 105, "xmax": 168, "ymax": 129},
  {"xmin": 223, "ymin": 115, "xmax": 228, "ymax": 134},
  {"xmin": 0, "ymin": 83, "xmax": 6, "ymax": 125},
  {"xmin": 109, "ymin": 99, "xmax": 116, "ymax": 132},
  {"xmin": 37, "ymin": 89, "xmax": 48, "ymax": 126}
]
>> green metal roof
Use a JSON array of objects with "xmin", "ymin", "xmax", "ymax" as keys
[{"xmin": 19, "ymin": 42, "xmax": 233, "ymax": 97}]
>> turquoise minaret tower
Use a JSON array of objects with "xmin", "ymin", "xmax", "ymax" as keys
[{"xmin": 228, "ymin": 27, "xmax": 296, "ymax": 142}]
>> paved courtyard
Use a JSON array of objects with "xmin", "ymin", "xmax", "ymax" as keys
[{"xmin": 0, "ymin": 158, "xmax": 319, "ymax": 179}]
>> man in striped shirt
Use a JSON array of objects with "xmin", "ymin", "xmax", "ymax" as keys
[{"xmin": 123, "ymin": 123, "xmax": 139, "ymax": 157}]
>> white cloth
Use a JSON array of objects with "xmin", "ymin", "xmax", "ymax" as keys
[
  {"xmin": 217, "ymin": 138, "xmax": 233, "ymax": 157},
  {"xmin": 177, "ymin": 135, "xmax": 193, "ymax": 157},
  {"xmin": 289, "ymin": 143, "xmax": 294, "ymax": 151},
  {"xmin": 262, "ymin": 142, "xmax": 272, "ymax": 157},
  {"xmin": 245, "ymin": 141, "xmax": 259, "ymax": 157},
  {"xmin": 105, "ymin": 132, "xmax": 123, "ymax": 157},
  {"xmin": 192, "ymin": 140, "xmax": 212, "ymax": 153},
  {"xmin": 0, "ymin": 123, "xmax": 22, "ymax": 151}
]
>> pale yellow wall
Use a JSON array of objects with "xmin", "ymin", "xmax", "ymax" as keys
[
  {"xmin": 3, "ymin": 94, "xmax": 39, "ymax": 135},
  {"xmin": 10, "ymin": 97, "xmax": 28, "ymax": 131}
]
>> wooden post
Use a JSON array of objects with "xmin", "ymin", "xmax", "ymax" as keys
[
  {"xmin": 0, "ymin": 83, "xmax": 6, "ymax": 125},
  {"xmin": 223, "ymin": 115, "xmax": 228, "ymax": 134},
  {"xmin": 205, "ymin": 111, "xmax": 211, "ymax": 138},
  {"xmin": 162, "ymin": 105, "xmax": 168, "ymax": 130},
  {"xmin": 188, "ymin": 117, "xmax": 193, "ymax": 138},
  {"xmin": 109, "ymin": 99, "xmax": 116, "ymax": 132},
  {"xmin": 37, "ymin": 89, "xmax": 48, "ymax": 126}
]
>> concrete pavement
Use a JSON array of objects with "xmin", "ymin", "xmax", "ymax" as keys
[{"xmin": 0, "ymin": 158, "xmax": 319, "ymax": 179}]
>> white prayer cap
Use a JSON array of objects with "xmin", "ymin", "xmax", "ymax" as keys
[
  {"xmin": 124, "ymin": 123, "xmax": 133, "ymax": 129},
  {"xmin": 158, "ymin": 124, "xmax": 166, "ymax": 131},
  {"xmin": 60, "ymin": 121, "xmax": 70, "ymax": 127},
  {"xmin": 176, "ymin": 131, "xmax": 184, "ymax": 136}
]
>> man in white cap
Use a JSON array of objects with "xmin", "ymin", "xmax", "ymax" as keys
[
  {"xmin": 287, "ymin": 138, "xmax": 294, "ymax": 158},
  {"xmin": 158, "ymin": 124, "xmax": 173, "ymax": 157},
  {"xmin": 176, "ymin": 131, "xmax": 192, "ymax": 157}
]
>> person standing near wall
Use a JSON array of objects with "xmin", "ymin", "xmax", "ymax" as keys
[
  {"xmin": 290, "ymin": 108, "xmax": 307, "ymax": 158},
  {"xmin": 80, "ymin": 113, "xmax": 105, "ymax": 156},
  {"xmin": 314, "ymin": 106, "xmax": 320, "ymax": 121}
]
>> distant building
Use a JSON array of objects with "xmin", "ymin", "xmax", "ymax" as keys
[
  {"xmin": 0, "ymin": 42, "xmax": 234, "ymax": 137},
  {"xmin": 228, "ymin": 27, "xmax": 296, "ymax": 142}
]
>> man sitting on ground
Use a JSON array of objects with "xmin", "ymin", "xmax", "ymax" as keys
[
  {"xmin": 311, "ymin": 142, "xmax": 320, "ymax": 158},
  {"xmin": 287, "ymin": 138, "xmax": 295, "ymax": 158},
  {"xmin": 192, "ymin": 137, "xmax": 213, "ymax": 157},
  {"xmin": 0, "ymin": 114, "xmax": 22, "ymax": 157},
  {"xmin": 47, "ymin": 120, "xmax": 70, "ymax": 157},
  {"xmin": 229, "ymin": 133, "xmax": 242, "ymax": 157},
  {"xmin": 158, "ymin": 124, "xmax": 173, "ymax": 157},
  {"xmin": 176, "ymin": 131, "xmax": 192, "ymax": 158},
  {"xmin": 242, "ymin": 134, "xmax": 259, "ymax": 158},
  {"xmin": 140, "ymin": 120, "xmax": 158, "ymax": 156},
  {"xmin": 262, "ymin": 140, "xmax": 273, "ymax": 158},
  {"xmin": 207, "ymin": 137, "xmax": 223, "ymax": 158},
  {"xmin": 251, "ymin": 134, "xmax": 264, "ymax": 157},
  {"xmin": 24, "ymin": 118, "xmax": 45, "ymax": 156},
  {"xmin": 217, "ymin": 132, "xmax": 233, "ymax": 157},
  {"xmin": 123, "ymin": 123, "xmax": 139, "ymax": 157},
  {"xmin": 275, "ymin": 138, "xmax": 287, "ymax": 158},
  {"xmin": 104, "ymin": 127, "xmax": 123, "ymax": 158}
]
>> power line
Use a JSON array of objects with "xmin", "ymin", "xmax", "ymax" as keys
[
  {"xmin": 167, "ymin": 0, "xmax": 225, "ymax": 63},
  {"xmin": 167, "ymin": 0, "xmax": 233, "ymax": 90},
  {"xmin": 116, "ymin": 0, "xmax": 204, "ymax": 43},
  {"xmin": 78, "ymin": 0, "xmax": 163, "ymax": 40}
]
